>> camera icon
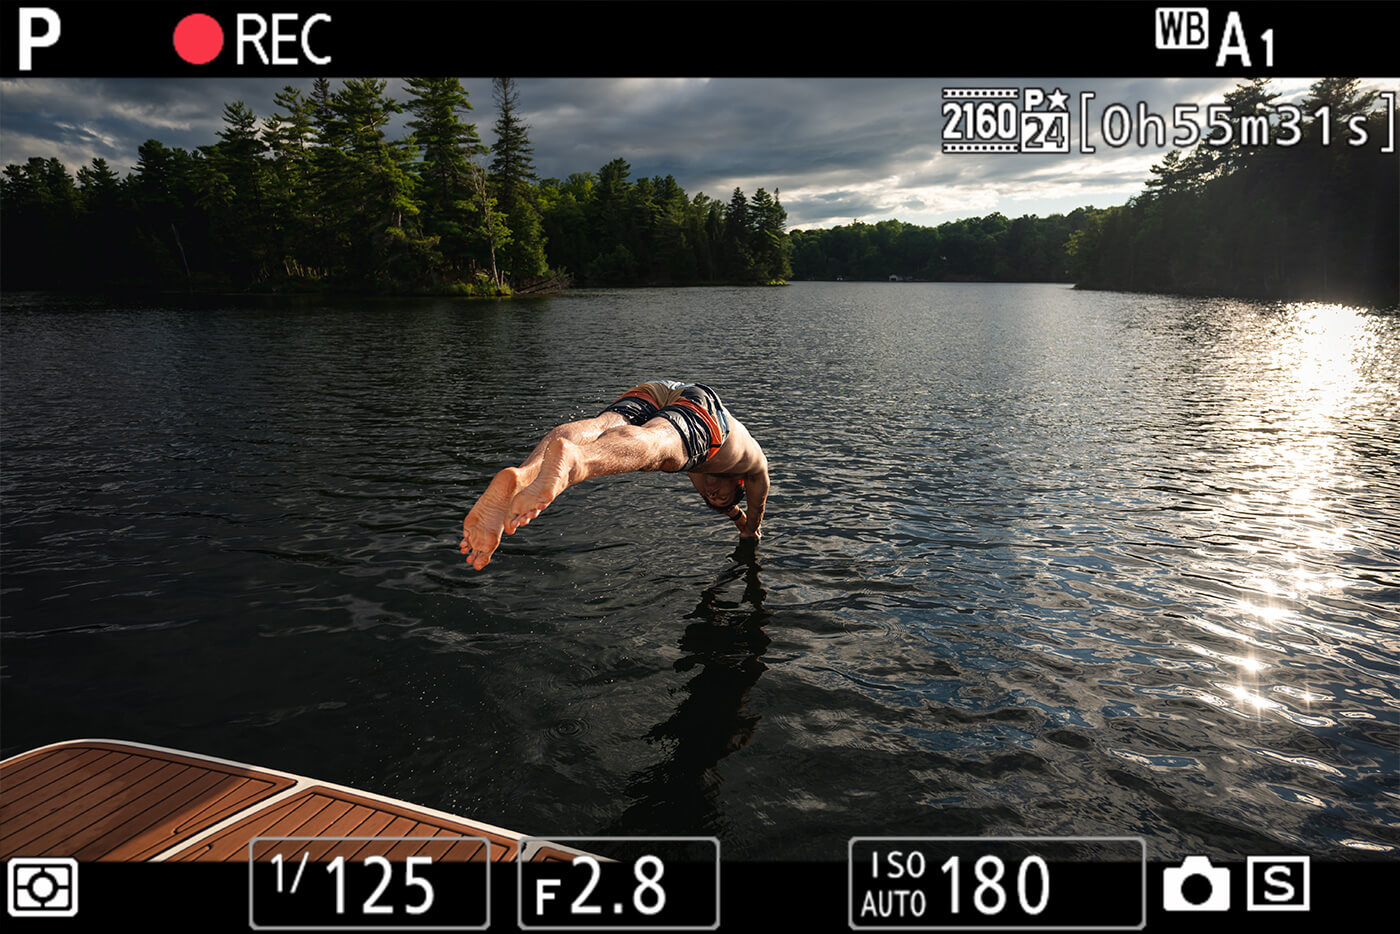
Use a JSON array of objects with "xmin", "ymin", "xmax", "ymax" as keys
[
  {"xmin": 1162, "ymin": 856, "xmax": 1231, "ymax": 911},
  {"xmin": 1246, "ymin": 856, "xmax": 1310, "ymax": 911},
  {"xmin": 7, "ymin": 857, "xmax": 79, "ymax": 917}
]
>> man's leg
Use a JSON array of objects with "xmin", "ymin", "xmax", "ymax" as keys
[
  {"xmin": 461, "ymin": 413, "xmax": 632, "ymax": 570},
  {"xmin": 506, "ymin": 418, "xmax": 687, "ymax": 532}
]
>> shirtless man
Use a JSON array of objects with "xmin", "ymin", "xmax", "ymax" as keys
[{"xmin": 461, "ymin": 381, "xmax": 769, "ymax": 570}]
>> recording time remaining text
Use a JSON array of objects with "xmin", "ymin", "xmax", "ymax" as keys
[{"xmin": 941, "ymin": 87, "xmax": 1397, "ymax": 155}]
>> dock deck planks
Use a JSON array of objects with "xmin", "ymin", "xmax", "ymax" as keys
[{"xmin": 0, "ymin": 740, "xmax": 571, "ymax": 863}]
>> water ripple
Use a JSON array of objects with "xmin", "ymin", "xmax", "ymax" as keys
[{"xmin": 2, "ymin": 288, "xmax": 1397, "ymax": 859}]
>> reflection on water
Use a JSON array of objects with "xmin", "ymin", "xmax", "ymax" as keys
[
  {"xmin": 1, "ymin": 286, "xmax": 1397, "ymax": 861},
  {"xmin": 608, "ymin": 540, "xmax": 770, "ymax": 838}
]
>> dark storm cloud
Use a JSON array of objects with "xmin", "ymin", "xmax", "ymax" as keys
[
  {"xmin": 800, "ymin": 189, "xmax": 892, "ymax": 222},
  {"xmin": 1, "ymin": 77, "xmax": 324, "ymax": 171},
  {"xmin": 511, "ymin": 78, "xmax": 973, "ymax": 225},
  {"xmin": 518, "ymin": 78, "xmax": 947, "ymax": 188}
]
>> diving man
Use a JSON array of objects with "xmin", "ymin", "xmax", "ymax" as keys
[{"xmin": 461, "ymin": 381, "xmax": 769, "ymax": 570}]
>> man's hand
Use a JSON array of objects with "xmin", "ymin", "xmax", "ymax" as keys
[{"xmin": 731, "ymin": 507, "xmax": 760, "ymax": 539}]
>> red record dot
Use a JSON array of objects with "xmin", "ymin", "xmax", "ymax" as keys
[{"xmin": 173, "ymin": 14, "xmax": 223, "ymax": 65}]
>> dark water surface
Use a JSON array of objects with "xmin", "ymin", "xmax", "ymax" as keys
[{"xmin": 3, "ymin": 283, "xmax": 1397, "ymax": 860}]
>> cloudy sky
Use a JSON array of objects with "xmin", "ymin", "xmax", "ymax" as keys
[{"xmin": 1, "ymin": 76, "xmax": 1393, "ymax": 229}]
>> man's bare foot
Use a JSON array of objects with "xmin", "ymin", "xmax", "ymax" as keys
[
  {"xmin": 507, "ymin": 437, "xmax": 576, "ymax": 532},
  {"xmin": 461, "ymin": 467, "xmax": 527, "ymax": 570}
]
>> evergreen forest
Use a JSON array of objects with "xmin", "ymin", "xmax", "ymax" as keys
[{"xmin": 0, "ymin": 78, "xmax": 793, "ymax": 294}]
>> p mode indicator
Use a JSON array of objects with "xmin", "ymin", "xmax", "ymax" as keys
[{"xmin": 850, "ymin": 836, "xmax": 1146, "ymax": 930}]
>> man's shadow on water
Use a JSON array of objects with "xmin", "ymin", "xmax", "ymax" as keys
[{"xmin": 602, "ymin": 539, "xmax": 770, "ymax": 838}]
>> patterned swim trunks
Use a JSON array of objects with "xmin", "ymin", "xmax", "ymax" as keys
[{"xmin": 602, "ymin": 380, "xmax": 731, "ymax": 472}]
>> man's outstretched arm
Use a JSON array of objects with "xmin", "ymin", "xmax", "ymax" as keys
[{"xmin": 740, "ymin": 463, "xmax": 769, "ymax": 539}]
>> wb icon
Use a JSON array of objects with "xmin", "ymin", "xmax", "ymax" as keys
[
  {"xmin": 7, "ymin": 857, "xmax": 79, "ymax": 917},
  {"xmin": 1155, "ymin": 7, "xmax": 1209, "ymax": 49},
  {"xmin": 1162, "ymin": 856, "xmax": 1230, "ymax": 911},
  {"xmin": 1247, "ymin": 856, "xmax": 1310, "ymax": 911}
]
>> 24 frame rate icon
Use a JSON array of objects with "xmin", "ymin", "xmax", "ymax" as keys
[{"xmin": 941, "ymin": 87, "xmax": 1071, "ymax": 155}]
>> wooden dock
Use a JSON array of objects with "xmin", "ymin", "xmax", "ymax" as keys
[{"xmin": 0, "ymin": 739, "xmax": 577, "ymax": 864}]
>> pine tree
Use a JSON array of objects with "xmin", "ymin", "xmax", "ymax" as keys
[
  {"xmin": 74, "ymin": 157, "xmax": 130, "ymax": 286},
  {"xmin": 405, "ymin": 76, "xmax": 486, "ymax": 280},
  {"xmin": 319, "ymin": 78, "xmax": 432, "ymax": 285},
  {"xmin": 1301, "ymin": 77, "xmax": 1379, "ymax": 143},
  {"xmin": 0, "ymin": 157, "xmax": 80, "ymax": 287},
  {"xmin": 488, "ymin": 78, "xmax": 537, "ymax": 219},
  {"xmin": 131, "ymin": 140, "xmax": 201, "ymax": 284},
  {"xmin": 749, "ymin": 188, "xmax": 791, "ymax": 281},
  {"xmin": 201, "ymin": 101, "xmax": 268, "ymax": 283},
  {"xmin": 489, "ymin": 78, "xmax": 548, "ymax": 280},
  {"xmin": 593, "ymin": 157, "xmax": 635, "ymax": 256},
  {"xmin": 263, "ymin": 86, "xmax": 318, "ymax": 278},
  {"xmin": 75, "ymin": 157, "xmax": 122, "ymax": 209},
  {"xmin": 721, "ymin": 188, "xmax": 752, "ymax": 280},
  {"xmin": 310, "ymin": 78, "xmax": 333, "ymax": 132},
  {"xmin": 1216, "ymin": 78, "xmax": 1280, "ymax": 174},
  {"xmin": 1144, "ymin": 150, "xmax": 1190, "ymax": 199}
]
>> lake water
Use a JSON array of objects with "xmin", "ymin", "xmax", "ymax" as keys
[{"xmin": 2, "ymin": 283, "xmax": 1397, "ymax": 862}]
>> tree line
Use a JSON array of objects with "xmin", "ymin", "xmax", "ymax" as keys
[
  {"xmin": 1067, "ymin": 77, "xmax": 1398, "ymax": 307},
  {"xmin": 0, "ymin": 77, "xmax": 793, "ymax": 294},
  {"xmin": 788, "ymin": 210, "xmax": 1100, "ymax": 282},
  {"xmin": 537, "ymin": 162, "xmax": 791, "ymax": 287}
]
